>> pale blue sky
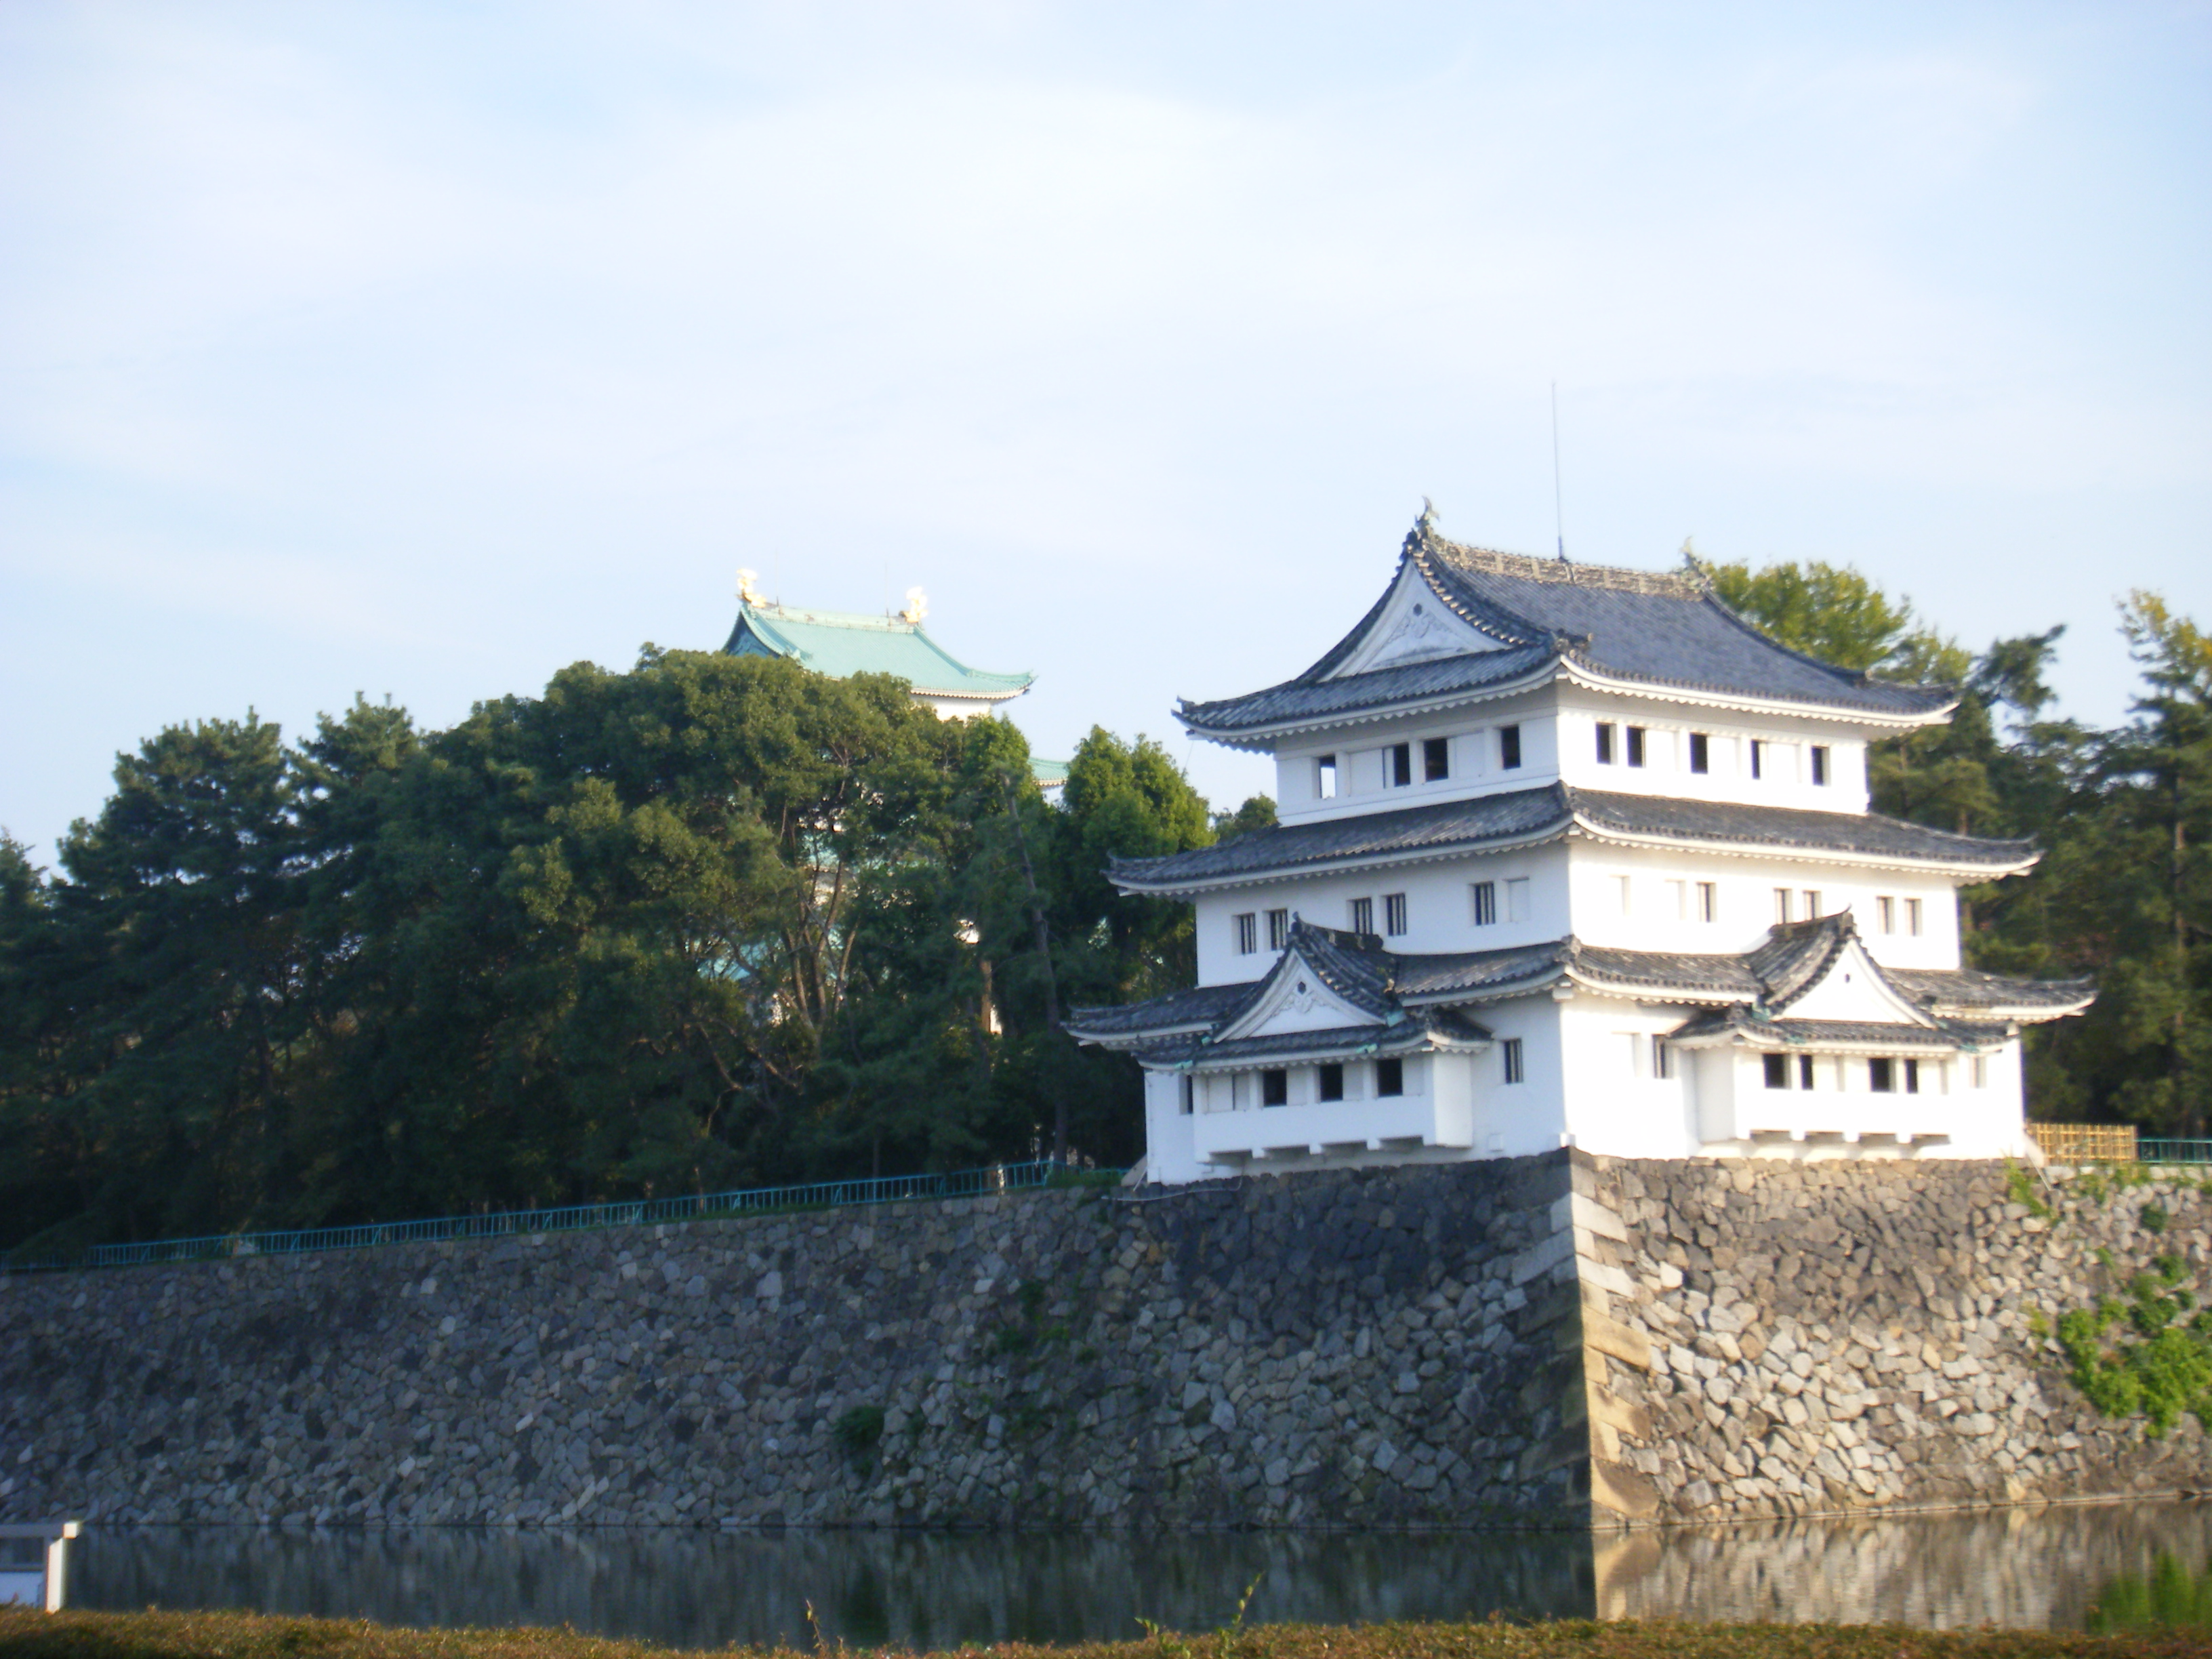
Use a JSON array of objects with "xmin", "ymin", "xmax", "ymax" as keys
[{"xmin": 3, "ymin": 1, "xmax": 2207, "ymax": 857}]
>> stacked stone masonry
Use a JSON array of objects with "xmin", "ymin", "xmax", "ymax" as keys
[{"xmin": 0, "ymin": 1154, "xmax": 2203, "ymax": 1530}]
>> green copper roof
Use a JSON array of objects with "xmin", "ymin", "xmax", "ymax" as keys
[
  {"xmin": 1032, "ymin": 757, "xmax": 1069, "ymax": 791},
  {"xmin": 723, "ymin": 602, "xmax": 1033, "ymax": 701}
]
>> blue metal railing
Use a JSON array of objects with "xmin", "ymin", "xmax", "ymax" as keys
[
  {"xmin": 2136, "ymin": 1140, "xmax": 2212, "ymax": 1165},
  {"xmin": 2, "ymin": 1160, "xmax": 1108, "ymax": 1275}
]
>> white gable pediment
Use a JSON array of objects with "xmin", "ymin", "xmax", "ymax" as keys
[
  {"xmin": 1778, "ymin": 936, "xmax": 1937, "ymax": 1027},
  {"xmin": 1326, "ymin": 562, "xmax": 1510, "ymax": 680},
  {"xmin": 1216, "ymin": 954, "xmax": 1387, "ymax": 1041}
]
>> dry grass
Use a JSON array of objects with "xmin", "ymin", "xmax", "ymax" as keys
[{"xmin": 1, "ymin": 1609, "xmax": 2205, "ymax": 1659}]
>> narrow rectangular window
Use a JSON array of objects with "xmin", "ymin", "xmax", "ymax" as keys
[
  {"xmin": 1906, "ymin": 897, "xmax": 1924, "ymax": 936},
  {"xmin": 1266, "ymin": 908, "xmax": 1289, "ymax": 950},
  {"xmin": 1810, "ymin": 745, "xmax": 1830, "ymax": 785},
  {"xmin": 1798, "ymin": 1054, "xmax": 1816, "ymax": 1090},
  {"xmin": 1498, "ymin": 724, "xmax": 1523, "ymax": 769},
  {"xmin": 1349, "ymin": 896, "xmax": 1374, "ymax": 935},
  {"xmin": 1667, "ymin": 878, "xmax": 1687, "ymax": 919},
  {"xmin": 1764, "ymin": 1052, "xmax": 1790, "ymax": 1090},
  {"xmin": 1501, "ymin": 1039, "xmax": 1525, "ymax": 1085},
  {"xmin": 1904, "ymin": 1058, "xmax": 1921, "ymax": 1094},
  {"xmin": 1505, "ymin": 877, "xmax": 1530, "ymax": 922},
  {"xmin": 1869, "ymin": 1057, "xmax": 1896, "ymax": 1093},
  {"xmin": 1689, "ymin": 732, "xmax": 1711, "ymax": 775},
  {"xmin": 1626, "ymin": 726, "xmax": 1647, "ymax": 767},
  {"xmin": 1616, "ymin": 874, "xmax": 1632, "ymax": 914},
  {"xmin": 1471, "ymin": 880, "xmax": 1497, "ymax": 926},
  {"xmin": 1423, "ymin": 737, "xmax": 1450, "ymax": 781},
  {"xmin": 1235, "ymin": 913, "xmax": 1258, "ymax": 954},
  {"xmin": 1383, "ymin": 893, "xmax": 1408, "ymax": 935},
  {"xmin": 1750, "ymin": 739, "xmax": 1764, "ymax": 780},
  {"xmin": 1376, "ymin": 1057, "xmax": 1404, "ymax": 1097},
  {"xmin": 1971, "ymin": 1055, "xmax": 1989, "ymax": 1088},
  {"xmin": 1317, "ymin": 1062, "xmax": 1345, "ymax": 1102},
  {"xmin": 1620, "ymin": 1033, "xmax": 1641, "ymax": 1075},
  {"xmin": 1803, "ymin": 889, "xmax": 1821, "ymax": 918},
  {"xmin": 1652, "ymin": 1036, "xmax": 1673, "ymax": 1079},
  {"xmin": 1317, "ymin": 754, "xmax": 1338, "ymax": 798},
  {"xmin": 1389, "ymin": 742, "xmax": 1412, "ymax": 787},
  {"xmin": 1261, "ymin": 1069, "xmax": 1288, "ymax": 1107},
  {"xmin": 1595, "ymin": 722, "xmax": 1616, "ymax": 764},
  {"xmin": 1696, "ymin": 881, "xmax": 1717, "ymax": 923},
  {"xmin": 1179, "ymin": 1076, "xmax": 1194, "ymax": 1116},
  {"xmin": 1877, "ymin": 896, "xmax": 1896, "ymax": 934},
  {"xmin": 1774, "ymin": 888, "xmax": 1794, "ymax": 924}
]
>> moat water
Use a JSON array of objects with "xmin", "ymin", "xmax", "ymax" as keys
[{"xmin": 58, "ymin": 1501, "xmax": 2212, "ymax": 1643}]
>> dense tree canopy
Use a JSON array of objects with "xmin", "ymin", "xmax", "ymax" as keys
[{"xmin": 0, "ymin": 653, "xmax": 1265, "ymax": 1258}]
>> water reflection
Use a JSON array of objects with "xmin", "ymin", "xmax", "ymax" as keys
[
  {"xmin": 66, "ymin": 1501, "xmax": 2212, "ymax": 1647},
  {"xmin": 2083, "ymin": 1553, "xmax": 2212, "ymax": 1633}
]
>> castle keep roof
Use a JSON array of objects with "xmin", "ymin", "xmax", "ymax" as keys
[
  {"xmin": 1177, "ymin": 522, "xmax": 1956, "ymax": 739},
  {"xmin": 725, "ymin": 600, "xmax": 1034, "ymax": 705},
  {"xmin": 1105, "ymin": 783, "xmax": 2039, "ymax": 894}
]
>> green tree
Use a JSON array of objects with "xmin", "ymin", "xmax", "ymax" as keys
[{"xmin": 1705, "ymin": 558, "xmax": 1914, "ymax": 673}]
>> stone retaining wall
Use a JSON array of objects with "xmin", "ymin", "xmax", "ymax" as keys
[
  {"xmin": 1576, "ymin": 1156, "xmax": 2211, "ymax": 1521},
  {"xmin": 1, "ymin": 1153, "xmax": 2204, "ymax": 1530}
]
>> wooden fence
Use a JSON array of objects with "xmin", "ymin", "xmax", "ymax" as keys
[{"xmin": 2026, "ymin": 1123, "xmax": 2139, "ymax": 1163}]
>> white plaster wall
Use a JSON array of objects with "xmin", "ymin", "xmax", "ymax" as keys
[
  {"xmin": 1192, "ymin": 842, "xmax": 1572, "ymax": 986},
  {"xmin": 1556, "ymin": 996, "xmax": 1701, "ymax": 1158},
  {"xmin": 1142, "ymin": 1070, "xmax": 1208, "ymax": 1185},
  {"xmin": 1553, "ymin": 687, "xmax": 1873, "ymax": 813},
  {"xmin": 1563, "ymin": 840, "xmax": 1965, "ymax": 969},
  {"xmin": 1696, "ymin": 1038, "xmax": 2031, "ymax": 1159},
  {"xmin": 1462, "ymin": 996, "xmax": 1568, "ymax": 1157},
  {"xmin": 1269, "ymin": 682, "xmax": 1903, "ymax": 825},
  {"xmin": 1271, "ymin": 691, "xmax": 1559, "ymax": 823}
]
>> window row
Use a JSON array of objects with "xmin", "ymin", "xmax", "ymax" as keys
[
  {"xmin": 1235, "ymin": 880, "xmax": 1933, "ymax": 951},
  {"xmin": 1595, "ymin": 722, "xmax": 1831, "ymax": 786},
  {"xmin": 1760, "ymin": 1052, "xmax": 1986, "ymax": 1092},
  {"xmin": 1315, "ymin": 725, "xmax": 1521, "ymax": 800},
  {"xmin": 1179, "ymin": 1041, "xmax": 1530, "ymax": 1115}
]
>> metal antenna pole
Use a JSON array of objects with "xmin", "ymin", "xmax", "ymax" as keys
[{"xmin": 1551, "ymin": 380, "xmax": 1567, "ymax": 562}]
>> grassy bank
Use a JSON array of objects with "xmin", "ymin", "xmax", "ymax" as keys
[{"xmin": 0, "ymin": 1610, "xmax": 2203, "ymax": 1659}]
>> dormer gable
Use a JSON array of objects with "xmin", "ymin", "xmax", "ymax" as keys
[
  {"xmin": 1321, "ymin": 555, "xmax": 1517, "ymax": 680},
  {"xmin": 1212, "ymin": 922, "xmax": 1400, "ymax": 1041},
  {"xmin": 1757, "ymin": 913, "xmax": 1939, "ymax": 1028}
]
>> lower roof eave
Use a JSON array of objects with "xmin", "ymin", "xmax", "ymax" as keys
[
  {"xmin": 1555, "ymin": 657, "xmax": 1960, "ymax": 731},
  {"xmin": 1920, "ymin": 996, "xmax": 2095, "ymax": 1024},
  {"xmin": 1109, "ymin": 823, "xmax": 1572, "ymax": 897},
  {"xmin": 1139, "ymin": 1033, "xmax": 1494, "ymax": 1074},
  {"xmin": 1065, "ymin": 1023, "xmax": 1217, "ymax": 1050},
  {"xmin": 1567, "ymin": 820, "xmax": 2041, "ymax": 880},
  {"xmin": 1174, "ymin": 659, "xmax": 1564, "ymax": 750},
  {"xmin": 1666, "ymin": 1023, "xmax": 2011, "ymax": 1054}
]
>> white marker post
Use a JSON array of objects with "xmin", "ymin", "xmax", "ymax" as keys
[{"xmin": 0, "ymin": 1523, "xmax": 80, "ymax": 1612}]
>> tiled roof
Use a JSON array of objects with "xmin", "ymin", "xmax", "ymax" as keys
[
  {"xmin": 1176, "ymin": 521, "xmax": 1954, "ymax": 736},
  {"xmin": 1069, "ymin": 916, "xmax": 2090, "ymax": 1061},
  {"xmin": 1108, "ymin": 785, "xmax": 1574, "ymax": 890},
  {"xmin": 1061, "ymin": 981, "xmax": 1253, "ymax": 1040},
  {"xmin": 1669, "ymin": 1008, "xmax": 2011, "ymax": 1050},
  {"xmin": 1130, "ymin": 1008, "xmax": 1492, "ymax": 1069},
  {"xmin": 1744, "ymin": 915, "xmax": 1857, "ymax": 1009},
  {"xmin": 1422, "ymin": 537, "xmax": 1951, "ymax": 718},
  {"xmin": 1107, "ymin": 783, "xmax": 2036, "ymax": 893},
  {"xmin": 1178, "ymin": 644, "xmax": 1554, "ymax": 735},
  {"xmin": 1570, "ymin": 790, "xmax": 2036, "ymax": 870},
  {"xmin": 1885, "ymin": 965, "xmax": 2097, "ymax": 1018},
  {"xmin": 724, "ymin": 602, "xmax": 1033, "ymax": 699}
]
